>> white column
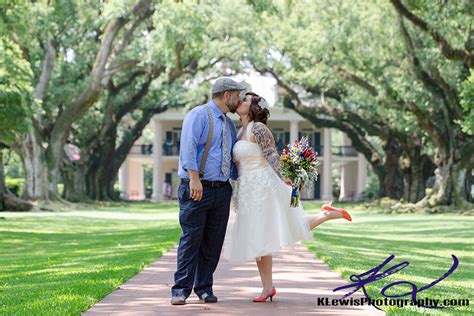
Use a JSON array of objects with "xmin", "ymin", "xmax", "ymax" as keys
[
  {"xmin": 339, "ymin": 163, "xmax": 348, "ymax": 201},
  {"xmin": 127, "ymin": 161, "xmax": 145, "ymax": 200},
  {"xmin": 119, "ymin": 159, "xmax": 129, "ymax": 200},
  {"xmin": 151, "ymin": 118, "xmax": 164, "ymax": 202},
  {"xmin": 356, "ymin": 153, "xmax": 367, "ymax": 200},
  {"xmin": 136, "ymin": 163, "xmax": 145, "ymax": 200},
  {"xmin": 290, "ymin": 120, "xmax": 299, "ymax": 143},
  {"xmin": 339, "ymin": 133, "xmax": 352, "ymax": 201},
  {"xmin": 339, "ymin": 162, "xmax": 358, "ymax": 201},
  {"xmin": 321, "ymin": 128, "xmax": 333, "ymax": 200}
]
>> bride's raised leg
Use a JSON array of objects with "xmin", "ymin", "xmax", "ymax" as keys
[
  {"xmin": 307, "ymin": 202, "xmax": 352, "ymax": 230},
  {"xmin": 307, "ymin": 212, "xmax": 331, "ymax": 230}
]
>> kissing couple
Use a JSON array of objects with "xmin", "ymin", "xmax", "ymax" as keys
[{"xmin": 170, "ymin": 77, "xmax": 352, "ymax": 305}]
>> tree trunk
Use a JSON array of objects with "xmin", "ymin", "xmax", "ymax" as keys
[
  {"xmin": 465, "ymin": 168, "xmax": 473, "ymax": 203},
  {"xmin": 19, "ymin": 127, "xmax": 49, "ymax": 200},
  {"xmin": 16, "ymin": 35, "xmax": 57, "ymax": 201},
  {"xmin": 401, "ymin": 158, "xmax": 425, "ymax": 203},
  {"xmin": 83, "ymin": 110, "xmax": 121, "ymax": 201},
  {"xmin": 371, "ymin": 166, "xmax": 386, "ymax": 198},
  {"xmin": 86, "ymin": 158, "xmax": 115, "ymax": 201},
  {"xmin": 4, "ymin": 190, "xmax": 33, "ymax": 211},
  {"xmin": 424, "ymin": 162, "xmax": 469, "ymax": 207},
  {"xmin": 86, "ymin": 127, "xmax": 139, "ymax": 201},
  {"xmin": 83, "ymin": 104, "xmax": 166, "ymax": 201},
  {"xmin": 400, "ymin": 146, "xmax": 436, "ymax": 203},
  {"xmin": 106, "ymin": 168, "xmax": 120, "ymax": 200},
  {"xmin": 61, "ymin": 159, "xmax": 88, "ymax": 202},
  {"xmin": 86, "ymin": 161, "xmax": 120, "ymax": 201},
  {"xmin": 382, "ymin": 136, "xmax": 404, "ymax": 200},
  {"xmin": 407, "ymin": 111, "xmax": 471, "ymax": 207},
  {"xmin": 45, "ymin": 17, "xmax": 130, "ymax": 194},
  {"xmin": 0, "ymin": 147, "xmax": 5, "ymax": 211},
  {"xmin": 397, "ymin": 16, "xmax": 472, "ymax": 207}
]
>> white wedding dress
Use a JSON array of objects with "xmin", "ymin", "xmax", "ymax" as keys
[{"xmin": 223, "ymin": 121, "xmax": 313, "ymax": 263}]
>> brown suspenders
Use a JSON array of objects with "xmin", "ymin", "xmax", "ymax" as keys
[
  {"xmin": 199, "ymin": 105, "xmax": 235, "ymax": 179},
  {"xmin": 199, "ymin": 106, "xmax": 214, "ymax": 179}
]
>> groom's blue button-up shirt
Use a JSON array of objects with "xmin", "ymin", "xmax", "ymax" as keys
[{"xmin": 178, "ymin": 100, "xmax": 238, "ymax": 181}]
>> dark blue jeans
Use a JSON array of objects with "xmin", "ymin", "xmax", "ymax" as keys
[{"xmin": 171, "ymin": 181, "xmax": 232, "ymax": 298}]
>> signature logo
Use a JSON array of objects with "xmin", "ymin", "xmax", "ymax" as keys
[{"xmin": 333, "ymin": 254, "xmax": 459, "ymax": 311}]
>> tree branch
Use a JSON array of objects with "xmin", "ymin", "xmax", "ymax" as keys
[
  {"xmin": 253, "ymin": 64, "xmax": 385, "ymax": 167},
  {"xmin": 398, "ymin": 17, "xmax": 444, "ymax": 98},
  {"xmin": 112, "ymin": 2, "xmax": 154, "ymax": 59},
  {"xmin": 390, "ymin": 0, "xmax": 474, "ymax": 68},
  {"xmin": 428, "ymin": 65, "xmax": 463, "ymax": 119},
  {"xmin": 33, "ymin": 35, "xmax": 57, "ymax": 123},
  {"xmin": 115, "ymin": 76, "xmax": 153, "ymax": 120},
  {"xmin": 168, "ymin": 42, "xmax": 185, "ymax": 81},
  {"xmin": 334, "ymin": 66, "xmax": 379, "ymax": 97},
  {"xmin": 103, "ymin": 59, "xmax": 141, "ymax": 79},
  {"xmin": 47, "ymin": 0, "xmax": 154, "ymax": 181},
  {"xmin": 111, "ymin": 69, "xmax": 146, "ymax": 93},
  {"xmin": 112, "ymin": 105, "xmax": 168, "ymax": 172},
  {"xmin": 397, "ymin": 16, "xmax": 455, "ymax": 154}
]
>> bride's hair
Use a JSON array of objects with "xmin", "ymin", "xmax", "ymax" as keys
[{"xmin": 246, "ymin": 92, "xmax": 270, "ymax": 125}]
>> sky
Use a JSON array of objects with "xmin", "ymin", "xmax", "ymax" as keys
[{"xmin": 211, "ymin": 71, "xmax": 278, "ymax": 107}]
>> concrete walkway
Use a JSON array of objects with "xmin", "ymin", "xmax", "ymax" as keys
[{"xmin": 83, "ymin": 244, "xmax": 384, "ymax": 315}]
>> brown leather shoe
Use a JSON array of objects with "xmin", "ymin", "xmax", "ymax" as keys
[
  {"xmin": 171, "ymin": 295, "xmax": 186, "ymax": 305},
  {"xmin": 199, "ymin": 292, "xmax": 218, "ymax": 303}
]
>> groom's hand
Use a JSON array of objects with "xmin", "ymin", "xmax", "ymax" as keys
[
  {"xmin": 189, "ymin": 179, "xmax": 203, "ymax": 201},
  {"xmin": 188, "ymin": 171, "xmax": 203, "ymax": 201}
]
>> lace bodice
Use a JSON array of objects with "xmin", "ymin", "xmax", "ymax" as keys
[
  {"xmin": 233, "ymin": 121, "xmax": 281, "ymax": 176},
  {"xmin": 233, "ymin": 140, "xmax": 268, "ymax": 173}
]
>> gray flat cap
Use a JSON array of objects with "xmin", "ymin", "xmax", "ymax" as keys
[{"xmin": 212, "ymin": 77, "xmax": 246, "ymax": 94}]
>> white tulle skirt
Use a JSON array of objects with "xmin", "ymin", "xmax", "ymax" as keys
[{"xmin": 223, "ymin": 165, "xmax": 314, "ymax": 263}]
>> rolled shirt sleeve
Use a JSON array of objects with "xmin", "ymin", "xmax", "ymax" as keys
[{"xmin": 179, "ymin": 108, "xmax": 206, "ymax": 173}]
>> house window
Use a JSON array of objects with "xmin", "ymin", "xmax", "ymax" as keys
[
  {"xmin": 298, "ymin": 130, "xmax": 322, "ymax": 155},
  {"xmin": 272, "ymin": 128, "xmax": 290, "ymax": 152},
  {"xmin": 163, "ymin": 128, "xmax": 181, "ymax": 156}
]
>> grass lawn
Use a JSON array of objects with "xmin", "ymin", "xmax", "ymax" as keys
[
  {"xmin": 303, "ymin": 202, "xmax": 474, "ymax": 316},
  {"xmin": 0, "ymin": 200, "xmax": 472, "ymax": 315},
  {"xmin": 0, "ymin": 202, "xmax": 181, "ymax": 315}
]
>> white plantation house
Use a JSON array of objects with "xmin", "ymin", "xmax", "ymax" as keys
[{"xmin": 118, "ymin": 75, "xmax": 368, "ymax": 201}]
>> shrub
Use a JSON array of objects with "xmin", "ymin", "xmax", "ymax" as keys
[{"xmin": 5, "ymin": 178, "xmax": 24, "ymax": 197}]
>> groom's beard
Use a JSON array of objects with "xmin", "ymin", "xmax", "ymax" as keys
[{"xmin": 226, "ymin": 99, "xmax": 239, "ymax": 113}]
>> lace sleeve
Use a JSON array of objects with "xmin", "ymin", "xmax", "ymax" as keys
[{"xmin": 251, "ymin": 122, "xmax": 282, "ymax": 178}]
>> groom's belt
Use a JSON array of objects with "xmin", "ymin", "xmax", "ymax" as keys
[{"xmin": 180, "ymin": 178, "xmax": 229, "ymax": 188}]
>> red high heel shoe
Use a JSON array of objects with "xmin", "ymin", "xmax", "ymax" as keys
[
  {"xmin": 321, "ymin": 202, "xmax": 352, "ymax": 221},
  {"xmin": 252, "ymin": 287, "xmax": 276, "ymax": 302}
]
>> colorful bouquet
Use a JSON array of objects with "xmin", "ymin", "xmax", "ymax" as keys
[{"xmin": 278, "ymin": 137, "xmax": 320, "ymax": 207}]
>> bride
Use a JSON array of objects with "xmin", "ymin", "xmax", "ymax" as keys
[{"xmin": 223, "ymin": 92, "xmax": 352, "ymax": 302}]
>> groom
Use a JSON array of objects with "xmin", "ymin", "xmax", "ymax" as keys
[{"xmin": 171, "ymin": 78, "xmax": 245, "ymax": 305}]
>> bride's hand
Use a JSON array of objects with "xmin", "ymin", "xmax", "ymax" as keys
[{"xmin": 283, "ymin": 178, "xmax": 292, "ymax": 186}]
